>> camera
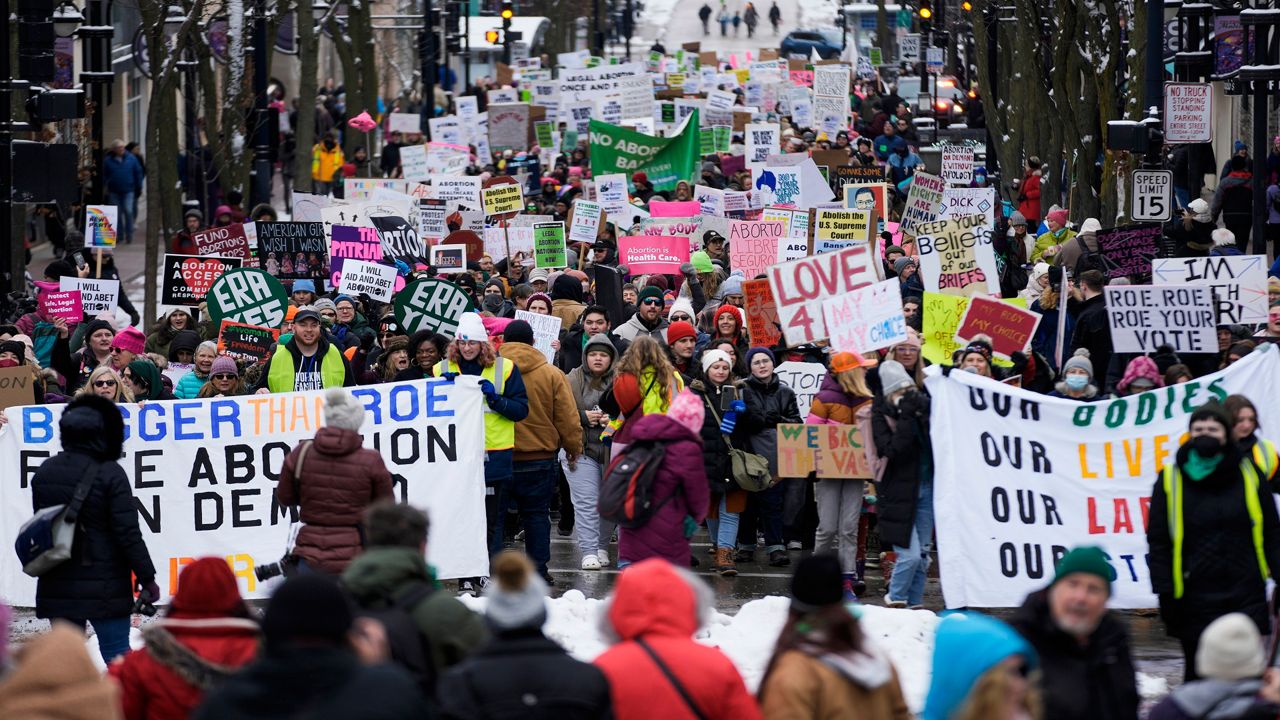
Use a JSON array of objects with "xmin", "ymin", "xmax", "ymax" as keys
[
  {"xmin": 254, "ymin": 555, "xmax": 298, "ymax": 582},
  {"xmin": 132, "ymin": 595, "xmax": 158, "ymax": 617}
]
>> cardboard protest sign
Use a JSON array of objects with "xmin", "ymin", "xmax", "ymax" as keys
[
  {"xmin": 85, "ymin": 205, "xmax": 119, "ymax": 249},
  {"xmin": 513, "ymin": 310, "xmax": 562, "ymax": 363},
  {"xmin": 937, "ymin": 187, "xmax": 997, "ymax": 228},
  {"xmin": 921, "ymin": 292, "xmax": 1026, "ymax": 366},
  {"xmin": 161, "ymin": 254, "xmax": 241, "ymax": 307},
  {"xmin": 775, "ymin": 362, "xmax": 825, "ymax": 418},
  {"xmin": 730, "ymin": 220, "xmax": 785, "ymax": 281},
  {"xmin": 328, "ymin": 225, "xmax": 383, "ymax": 287},
  {"xmin": 418, "ymin": 198, "xmax": 448, "ymax": 243},
  {"xmin": 217, "ymin": 321, "xmax": 280, "ymax": 363},
  {"xmin": 618, "ymin": 236, "xmax": 689, "ymax": 274},
  {"xmin": 589, "ymin": 112, "xmax": 701, "ymax": 192},
  {"xmin": 482, "ymin": 182, "xmax": 526, "ymax": 217},
  {"xmin": 533, "ymin": 222, "xmax": 567, "ymax": 268},
  {"xmin": 1151, "ymin": 254, "xmax": 1269, "ymax": 324},
  {"xmin": 1098, "ymin": 224, "xmax": 1160, "ymax": 280},
  {"xmin": 205, "ymin": 268, "xmax": 290, "ymax": 329},
  {"xmin": 954, "ymin": 295, "xmax": 1042, "ymax": 359},
  {"xmin": 767, "ymin": 245, "xmax": 876, "ymax": 346},
  {"xmin": 193, "ymin": 223, "xmax": 253, "ymax": 264},
  {"xmin": 822, "ymin": 279, "xmax": 906, "ymax": 354},
  {"xmin": 39, "ymin": 290, "xmax": 81, "ymax": 322},
  {"xmin": 814, "ymin": 210, "xmax": 874, "ymax": 254},
  {"xmin": 59, "ymin": 277, "xmax": 119, "ymax": 316},
  {"xmin": 777, "ymin": 423, "xmax": 872, "ymax": 479},
  {"xmin": 430, "ymin": 245, "xmax": 467, "ymax": 273},
  {"xmin": 337, "ymin": 259, "xmax": 398, "ymax": 303},
  {"xmin": 256, "ymin": 222, "xmax": 327, "ymax": 281},
  {"xmin": 915, "ymin": 215, "xmax": 999, "ymax": 297},
  {"xmin": 1105, "ymin": 285, "xmax": 1216, "ymax": 353},
  {"xmin": 898, "ymin": 171, "xmax": 947, "ymax": 237},
  {"xmin": 940, "ymin": 145, "xmax": 975, "ymax": 185},
  {"xmin": 743, "ymin": 279, "xmax": 782, "ymax": 348},
  {"xmin": 488, "ymin": 103, "xmax": 531, "ymax": 151},
  {"xmin": 835, "ymin": 165, "xmax": 885, "ymax": 190},
  {"xmin": 394, "ymin": 278, "xmax": 477, "ymax": 337},
  {"xmin": 0, "ymin": 365, "xmax": 36, "ymax": 411}
]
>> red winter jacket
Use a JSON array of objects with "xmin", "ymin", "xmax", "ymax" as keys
[
  {"xmin": 595, "ymin": 560, "xmax": 762, "ymax": 720},
  {"xmin": 616, "ymin": 414, "xmax": 710, "ymax": 566},
  {"xmin": 1018, "ymin": 170, "xmax": 1042, "ymax": 224}
]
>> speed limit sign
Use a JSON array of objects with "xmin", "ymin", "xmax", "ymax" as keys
[{"xmin": 1131, "ymin": 170, "xmax": 1174, "ymax": 222}]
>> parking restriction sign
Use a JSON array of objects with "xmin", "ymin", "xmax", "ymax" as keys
[{"xmin": 1131, "ymin": 170, "xmax": 1173, "ymax": 222}]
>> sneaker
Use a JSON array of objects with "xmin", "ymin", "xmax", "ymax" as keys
[
  {"xmin": 768, "ymin": 550, "xmax": 791, "ymax": 567},
  {"xmin": 885, "ymin": 595, "xmax": 908, "ymax": 609},
  {"xmin": 841, "ymin": 577, "xmax": 859, "ymax": 602},
  {"xmin": 909, "ymin": 604, "xmax": 927, "ymax": 611},
  {"xmin": 786, "ymin": 541, "xmax": 803, "ymax": 551},
  {"xmin": 597, "ymin": 549, "xmax": 611, "ymax": 567},
  {"xmin": 581, "ymin": 554, "xmax": 602, "ymax": 570},
  {"xmin": 851, "ymin": 576, "xmax": 867, "ymax": 596}
]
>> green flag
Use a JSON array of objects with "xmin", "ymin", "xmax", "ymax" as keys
[{"xmin": 589, "ymin": 110, "xmax": 700, "ymax": 193}]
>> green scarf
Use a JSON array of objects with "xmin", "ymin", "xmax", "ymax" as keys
[{"xmin": 1183, "ymin": 449, "xmax": 1224, "ymax": 481}]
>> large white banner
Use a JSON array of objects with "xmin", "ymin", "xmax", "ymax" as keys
[
  {"xmin": 926, "ymin": 346, "xmax": 1280, "ymax": 609},
  {"xmin": 0, "ymin": 378, "xmax": 489, "ymax": 605}
]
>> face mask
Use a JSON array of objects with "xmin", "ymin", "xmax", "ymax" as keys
[
  {"xmin": 962, "ymin": 366, "xmax": 980, "ymax": 374},
  {"xmin": 1190, "ymin": 435, "xmax": 1223, "ymax": 457},
  {"xmin": 1065, "ymin": 375, "xmax": 1088, "ymax": 391}
]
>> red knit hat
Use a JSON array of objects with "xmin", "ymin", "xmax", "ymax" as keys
[
  {"xmin": 714, "ymin": 304, "xmax": 743, "ymax": 329},
  {"xmin": 667, "ymin": 321, "xmax": 697, "ymax": 344},
  {"xmin": 169, "ymin": 556, "xmax": 251, "ymax": 619}
]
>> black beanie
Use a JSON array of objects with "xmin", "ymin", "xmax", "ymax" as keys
[
  {"xmin": 790, "ymin": 553, "xmax": 844, "ymax": 612},
  {"xmin": 261, "ymin": 575, "xmax": 353, "ymax": 654},
  {"xmin": 44, "ymin": 259, "xmax": 76, "ymax": 280},
  {"xmin": 168, "ymin": 329, "xmax": 201, "ymax": 360},
  {"xmin": 81, "ymin": 319, "xmax": 116, "ymax": 343},
  {"xmin": 1190, "ymin": 400, "xmax": 1232, "ymax": 433},
  {"xmin": 503, "ymin": 319, "xmax": 535, "ymax": 345},
  {"xmin": 0, "ymin": 340, "xmax": 26, "ymax": 364}
]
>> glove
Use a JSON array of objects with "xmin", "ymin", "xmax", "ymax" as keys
[
  {"xmin": 616, "ymin": 264, "xmax": 630, "ymax": 277},
  {"xmin": 137, "ymin": 579, "xmax": 161, "ymax": 604},
  {"xmin": 479, "ymin": 379, "xmax": 497, "ymax": 401},
  {"xmin": 719, "ymin": 411, "xmax": 738, "ymax": 435},
  {"xmin": 440, "ymin": 371, "xmax": 459, "ymax": 381},
  {"xmin": 729, "ymin": 400, "xmax": 746, "ymax": 413},
  {"xmin": 682, "ymin": 515, "xmax": 699, "ymax": 539},
  {"xmin": 679, "ymin": 262, "xmax": 698, "ymax": 277}
]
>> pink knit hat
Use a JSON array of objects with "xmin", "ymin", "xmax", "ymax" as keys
[
  {"xmin": 1117, "ymin": 355, "xmax": 1163, "ymax": 393},
  {"xmin": 112, "ymin": 326, "xmax": 146, "ymax": 356},
  {"xmin": 667, "ymin": 390, "xmax": 705, "ymax": 435},
  {"xmin": 1046, "ymin": 209, "xmax": 1069, "ymax": 227}
]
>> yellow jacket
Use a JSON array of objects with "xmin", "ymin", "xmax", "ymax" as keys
[{"xmin": 312, "ymin": 143, "xmax": 345, "ymax": 183}]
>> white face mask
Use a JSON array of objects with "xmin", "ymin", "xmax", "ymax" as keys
[{"xmin": 962, "ymin": 366, "xmax": 980, "ymax": 374}]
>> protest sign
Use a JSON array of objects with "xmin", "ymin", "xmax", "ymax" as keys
[
  {"xmin": 388, "ymin": 112, "xmax": 420, "ymax": 133},
  {"xmin": 328, "ymin": 225, "xmax": 383, "ymax": 287},
  {"xmin": 193, "ymin": 223, "xmax": 253, "ymax": 264},
  {"xmin": 256, "ymin": 222, "xmax": 327, "ymax": 281},
  {"xmin": 484, "ymin": 226, "xmax": 535, "ymax": 261},
  {"xmin": 835, "ymin": 166, "xmax": 885, "ymax": 190},
  {"xmin": 694, "ymin": 185, "xmax": 725, "ymax": 217},
  {"xmin": 921, "ymin": 292, "xmax": 1025, "ymax": 366},
  {"xmin": 937, "ymin": 187, "xmax": 997, "ymax": 228},
  {"xmin": 775, "ymin": 362, "xmax": 825, "ymax": 419},
  {"xmin": 430, "ymin": 176, "xmax": 483, "ymax": 208},
  {"xmin": 927, "ymin": 347, "xmax": 1280, "ymax": 608},
  {"xmin": 345, "ymin": 179, "xmax": 410, "ymax": 200},
  {"xmin": 368, "ymin": 215, "xmax": 425, "ymax": 258},
  {"xmin": 0, "ymin": 365, "xmax": 35, "ymax": 410},
  {"xmin": 589, "ymin": 112, "xmax": 701, "ymax": 192},
  {"xmin": 394, "ymin": 278, "xmax": 477, "ymax": 337},
  {"xmin": 954, "ymin": 295, "xmax": 1042, "ymax": 359},
  {"xmin": 338, "ymin": 259, "xmax": 398, "ymax": 302},
  {"xmin": 59, "ymin": 277, "xmax": 119, "ymax": 316},
  {"xmin": 482, "ymin": 182, "xmax": 525, "ymax": 217},
  {"xmin": 743, "ymin": 279, "xmax": 782, "ymax": 348},
  {"xmin": 85, "ymin": 205, "xmax": 119, "ymax": 249},
  {"xmin": 822, "ymin": 279, "xmax": 906, "ymax": 354},
  {"xmin": 429, "ymin": 245, "xmax": 467, "ymax": 273},
  {"xmin": 217, "ymin": 321, "xmax": 280, "ymax": 363},
  {"xmin": 898, "ymin": 171, "xmax": 947, "ymax": 237},
  {"xmin": 400, "ymin": 144, "xmax": 430, "ymax": 181},
  {"xmin": 1152, "ymin": 254, "xmax": 1269, "ymax": 324},
  {"xmin": 513, "ymin": 310, "xmax": 562, "ymax": 363},
  {"xmin": 567, "ymin": 202, "xmax": 604, "ymax": 246},
  {"xmin": 745, "ymin": 123, "xmax": 780, "ymax": 171},
  {"xmin": 617, "ymin": 236, "xmax": 689, "ymax": 274},
  {"xmin": 39, "ymin": 290, "xmax": 81, "ymax": 322},
  {"xmin": 651, "ymin": 200, "xmax": 702, "ymax": 218},
  {"xmin": 487, "ymin": 103, "xmax": 531, "ymax": 151},
  {"xmin": 596, "ymin": 173, "xmax": 630, "ymax": 219},
  {"xmin": 0, "ymin": 377, "xmax": 491, "ymax": 602},
  {"xmin": 814, "ymin": 210, "xmax": 873, "ymax": 254},
  {"xmin": 1105, "ymin": 285, "xmax": 1216, "ymax": 353},
  {"xmin": 418, "ymin": 198, "xmax": 448, "ymax": 243},
  {"xmin": 940, "ymin": 145, "xmax": 975, "ymax": 185},
  {"xmin": 291, "ymin": 193, "xmax": 332, "ymax": 222},
  {"xmin": 776, "ymin": 423, "xmax": 872, "ymax": 479},
  {"xmin": 767, "ymin": 245, "xmax": 876, "ymax": 345},
  {"xmin": 443, "ymin": 230, "xmax": 485, "ymax": 262},
  {"xmin": 533, "ymin": 222, "xmax": 567, "ymax": 268},
  {"xmin": 162, "ymin": 254, "xmax": 241, "ymax": 307},
  {"xmin": 559, "ymin": 62, "xmax": 654, "ymax": 119},
  {"xmin": 729, "ymin": 220, "xmax": 785, "ymax": 280},
  {"xmin": 204, "ymin": 268, "xmax": 289, "ymax": 329},
  {"xmin": 1098, "ymin": 224, "xmax": 1160, "ymax": 280},
  {"xmin": 915, "ymin": 215, "xmax": 999, "ymax": 297}
]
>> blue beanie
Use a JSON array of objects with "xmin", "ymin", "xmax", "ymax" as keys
[
  {"xmin": 291, "ymin": 279, "xmax": 316, "ymax": 294},
  {"xmin": 922, "ymin": 613, "xmax": 1037, "ymax": 720}
]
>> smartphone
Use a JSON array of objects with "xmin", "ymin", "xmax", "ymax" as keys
[
  {"xmin": 720, "ymin": 385, "xmax": 739, "ymax": 411},
  {"xmin": 71, "ymin": 251, "xmax": 87, "ymax": 269}
]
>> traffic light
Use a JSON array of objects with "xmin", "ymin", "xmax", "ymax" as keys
[
  {"xmin": 485, "ymin": 29, "xmax": 501, "ymax": 44},
  {"xmin": 501, "ymin": 0, "xmax": 514, "ymax": 24},
  {"xmin": 916, "ymin": 0, "xmax": 932, "ymax": 31},
  {"xmin": 961, "ymin": 0, "xmax": 972, "ymax": 10},
  {"xmin": 18, "ymin": 0, "xmax": 56, "ymax": 82}
]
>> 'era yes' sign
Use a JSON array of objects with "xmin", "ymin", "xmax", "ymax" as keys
[{"xmin": 767, "ymin": 245, "xmax": 877, "ymax": 346}]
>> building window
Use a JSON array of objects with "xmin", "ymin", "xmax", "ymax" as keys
[{"xmin": 127, "ymin": 72, "xmax": 145, "ymax": 144}]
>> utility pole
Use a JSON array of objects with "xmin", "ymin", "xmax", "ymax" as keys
[
  {"xmin": 421, "ymin": 0, "xmax": 436, "ymax": 139},
  {"xmin": 249, "ymin": 0, "xmax": 273, "ymax": 208},
  {"xmin": 1240, "ymin": 6, "xmax": 1280, "ymax": 256}
]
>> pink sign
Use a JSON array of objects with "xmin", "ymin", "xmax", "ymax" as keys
[
  {"xmin": 618, "ymin": 236, "xmax": 691, "ymax": 275},
  {"xmin": 40, "ymin": 290, "xmax": 82, "ymax": 321},
  {"xmin": 649, "ymin": 200, "xmax": 703, "ymax": 218}
]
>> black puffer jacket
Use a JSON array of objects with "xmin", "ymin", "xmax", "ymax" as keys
[
  {"xmin": 689, "ymin": 378, "xmax": 749, "ymax": 494},
  {"xmin": 32, "ymin": 395, "xmax": 157, "ymax": 620},
  {"xmin": 870, "ymin": 391, "xmax": 932, "ymax": 549}
]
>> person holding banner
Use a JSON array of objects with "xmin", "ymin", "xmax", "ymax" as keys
[
  {"xmin": 197, "ymin": 356, "xmax": 247, "ymax": 398},
  {"xmin": 123, "ymin": 359, "xmax": 172, "ymax": 402},
  {"xmin": 255, "ymin": 309, "xmax": 354, "ymax": 393},
  {"xmin": 1046, "ymin": 350, "xmax": 1101, "ymax": 402},
  {"xmin": 77, "ymin": 365, "xmax": 134, "ymax": 403},
  {"xmin": 175, "ymin": 341, "xmax": 218, "ymax": 399},
  {"xmin": 1147, "ymin": 402, "xmax": 1280, "ymax": 681},
  {"xmin": 1224, "ymin": 395, "xmax": 1280, "ymax": 486}
]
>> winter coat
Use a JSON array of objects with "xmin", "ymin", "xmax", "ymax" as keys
[
  {"xmin": 0, "ymin": 623, "xmax": 124, "ymax": 720},
  {"xmin": 334, "ymin": 312, "xmax": 376, "ymax": 348},
  {"xmin": 1069, "ymin": 294, "xmax": 1113, "ymax": 401},
  {"xmin": 437, "ymin": 628, "xmax": 613, "ymax": 720},
  {"xmin": 617, "ymin": 414, "xmax": 710, "ymax": 565},
  {"xmin": 103, "ymin": 151, "xmax": 144, "ymax": 196},
  {"xmin": 737, "ymin": 373, "xmax": 800, "ymax": 477},
  {"xmin": 499, "ymin": 341, "xmax": 584, "ymax": 462},
  {"xmin": 594, "ymin": 560, "xmax": 762, "ymax": 720},
  {"xmin": 32, "ymin": 396, "xmax": 156, "ymax": 620},
  {"xmin": 1170, "ymin": 219, "xmax": 1216, "ymax": 257},
  {"xmin": 556, "ymin": 327, "xmax": 629, "ymax": 374},
  {"xmin": 609, "ymin": 368, "xmax": 685, "ymax": 445},
  {"xmin": 274, "ymin": 426, "xmax": 395, "ymax": 574},
  {"xmin": 758, "ymin": 645, "xmax": 911, "ymax": 720},
  {"xmin": 1213, "ymin": 171, "xmax": 1255, "ymax": 226},
  {"xmin": 613, "ymin": 313, "xmax": 669, "ymax": 343},
  {"xmin": 193, "ymin": 647, "xmax": 429, "ymax": 720},
  {"xmin": 1018, "ymin": 170, "xmax": 1042, "ymax": 223},
  {"xmin": 689, "ymin": 378, "xmax": 748, "ymax": 494},
  {"xmin": 1031, "ymin": 227, "xmax": 1077, "ymax": 263},
  {"xmin": 1148, "ymin": 443, "xmax": 1280, "ymax": 639},
  {"xmin": 174, "ymin": 369, "xmax": 210, "ymax": 399},
  {"xmin": 1007, "ymin": 589, "xmax": 1140, "ymax": 720},
  {"xmin": 565, "ymin": 338, "xmax": 618, "ymax": 465},
  {"xmin": 870, "ymin": 392, "xmax": 932, "ymax": 549},
  {"xmin": 1055, "ymin": 229, "xmax": 1099, "ymax": 272},
  {"xmin": 341, "ymin": 545, "xmax": 489, "ymax": 673},
  {"xmin": 1147, "ymin": 678, "xmax": 1280, "ymax": 720},
  {"xmin": 806, "ymin": 372, "xmax": 870, "ymax": 425},
  {"xmin": 311, "ymin": 143, "xmax": 345, "ymax": 183},
  {"xmin": 1030, "ymin": 297, "xmax": 1075, "ymax": 373}
]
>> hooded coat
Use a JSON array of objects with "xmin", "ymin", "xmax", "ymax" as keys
[
  {"xmin": 31, "ymin": 395, "xmax": 157, "ymax": 620},
  {"xmin": 499, "ymin": 341, "xmax": 584, "ymax": 462},
  {"xmin": 0, "ymin": 623, "xmax": 124, "ymax": 720},
  {"xmin": 550, "ymin": 273, "xmax": 588, "ymax": 329},
  {"xmin": 870, "ymin": 392, "xmax": 933, "ymax": 549},
  {"xmin": 1147, "ymin": 678, "xmax": 1280, "ymax": 720},
  {"xmin": 594, "ymin": 560, "xmax": 761, "ymax": 720},
  {"xmin": 166, "ymin": 329, "xmax": 202, "ymax": 362},
  {"xmin": 922, "ymin": 613, "xmax": 1037, "ymax": 720},
  {"xmin": 145, "ymin": 312, "xmax": 196, "ymax": 357},
  {"xmin": 616, "ymin": 414, "xmax": 711, "ymax": 565},
  {"xmin": 565, "ymin": 334, "xmax": 619, "ymax": 465},
  {"xmin": 758, "ymin": 640, "xmax": 911, "ymax": 720}
]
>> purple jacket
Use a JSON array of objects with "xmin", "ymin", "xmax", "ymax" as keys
[{"xmin": 617, "ymin": 414, "xmax": 710, "ymax": 565}]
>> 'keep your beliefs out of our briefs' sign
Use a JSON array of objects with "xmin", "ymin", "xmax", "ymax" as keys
[
  {"xmin": 0, "ymin": 378, "xmax": 491, "ymax": 605},
  {"xmin": 926, "ymin": 345, "xmax": 1280, "ymax": 609}
]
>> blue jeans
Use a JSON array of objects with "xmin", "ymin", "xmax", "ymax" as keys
[
  {"xmin": 705, "ymin": 494, "xmax": 740, "ymax": 550},
  {"xmin": 888, "ymin": 480, "xmax": 935, "ymax": 606},
  {"xmin": 60, "ymin": 615, "xmax": 132, "ymax": 664},
  {"xmin": 109, "ymin": 191, "xmax": 136, "ymax": 242},
  {"xmin": 507, "ymin": 459, "xmax": 557, "ymax": 576}
]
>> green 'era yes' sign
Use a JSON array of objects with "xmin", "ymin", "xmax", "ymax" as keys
[
  {"xmin": 394, "ymin": 278, "xmax": 477, "ymax": 337},
  {"xmin": 205, "ymin": 268, "xmax": 290, "ymax": 329}
]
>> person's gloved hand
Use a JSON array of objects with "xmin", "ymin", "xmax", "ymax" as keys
[
  {"xmin": 719, "ymin": 411, "xmax": 738, "ymax": 435},
  {"xmin": 682, "ymin": 515, "xmax": 699, "ymax": 538},
  {"xmin": 440, "ymin": 371, "xmax": 459, "ymax": 381},
  {"xmin": 479, "ymin": 379, "xmax": 497, "ymax": 402},
  {"xmin": 729, "ymin": 400, "xmax": 746, "ymax": 413},
  {"xmin": 137, "ymin": 579, "xmax": 161, "ymax": 604},
  {"xmin": 616, "ymin": 264, "xmax": 630, "ymax": 277},
  {"xmin": 679, "ymin": 262, "xmax": 697, "ymax": 277}
]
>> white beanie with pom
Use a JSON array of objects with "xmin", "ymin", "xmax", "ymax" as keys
[{"xmin": 324, "ymin": 389, "xmax": 367, "ymax": 431}]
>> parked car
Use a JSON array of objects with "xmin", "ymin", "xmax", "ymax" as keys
[
  {"xmin": 896, "ymin": 75, "xmax": 967, "ymax": 123},
  {"xmin": 780, "ymin": 29, "xmax": 844, "ymax": 60}
]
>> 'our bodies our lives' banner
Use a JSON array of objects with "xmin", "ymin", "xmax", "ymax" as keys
[
  {"xmin": 926, "ymin": 346, "xmax": 1280, "ymax": 609},
  {"xmin": 0, "ymin": 378, "xmax": 489, "ymax": 605}
]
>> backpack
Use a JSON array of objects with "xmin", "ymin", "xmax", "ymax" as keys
[
  {"xmin": 599, "ymin": 440, "xmax": 671, "ymax": 528},
  {"xmin": 355, "ymin": 582, "xmax": 438, "ymax": 698},
  {"xmin": 15, "ymin": 465, "xmax": 97, "ymax": 577},
  {"xmin": 1072, "ymin": 235, "xmax": 1109, "ymax": 278}
]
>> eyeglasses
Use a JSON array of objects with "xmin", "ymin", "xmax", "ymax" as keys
[
  {"xmin": 641, "ymin": 298, "xmax": 663, "ymax": 307},
  {"xmin": 93, "ymin": 379, "xmax": 117, "ymax": 388},
  {"xmin": 671, "ymin": 314, "xmax": 691, "ymax": 323},
  {"xmin": 212, "ymin": 373, "xmax": 238, "ymax": 381},
  {"xmin": 109, "ymin": 346, "xmax": 126, "ymax": 353}
]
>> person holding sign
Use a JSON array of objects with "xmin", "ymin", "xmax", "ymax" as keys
[
  {"xmin": 255, "ymin": 309, "xmax": 354, "ymax": 393},
  {"xmin": 1147, "ymin": 402, "xmax": 1280, "ymax": 681},
  {"xmin": 736, "ymin": 348, "xmax": 801, "ymax": 567},
  {"xmin": 690, "ymin": 349, "xmax": 750, "ymax": 577}
]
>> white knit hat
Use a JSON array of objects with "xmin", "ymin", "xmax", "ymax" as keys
[
  {"xmin": 323, "ymin": 389, "xmax": 366, "ymax": 431},
  {"xmin": 701, "ymin": 348, "xmax": 733, "ymax": 374},
  {"xmin": 1196, "ymin": 613, "xmax": 1266, "ymax": 681},
  {"xmin": 454, "ymin": 312, "xmax": 488, "ymax": 343},
  {"xmin": 1212, "ymin": 228, "xmax": 1236, "ymax": 247}
]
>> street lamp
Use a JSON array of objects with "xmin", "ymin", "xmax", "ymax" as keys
[
  {"xmin": 53, "ymin": 2, "xmax": 85, "ymax": 38},
  {"xmin": 313, "ymin": 0, "xmax": 331, "ymax": 21}
]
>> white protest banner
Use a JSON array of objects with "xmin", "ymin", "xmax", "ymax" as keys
[
  {"xmin": 938, "ymin": 187, "xmax": 997, "ymax": 228},
  {"xmin": 767, "ymin": 245, "xmax": 876, "ymax": 345},
  {"xmin": 775, "ymin": 361, "xmax": 826, "ymax": 419},
  {"xmin": 940, "ymin": 145, "xmax": 975, "ymax": 185},
  {"xmin": 915, "ymin": 215, "xmax": 1000, "ymax": 298},
  {"xmin": 898, "ymin": 171, "xmax": 947, "ymax": 238},
  {"xmin": 400, "ymin": 144, "xmax": 430, "ymax": 182},
  {"xmin": 822, "ymin": 279, "xmax": 907, "ymax": 354},
  {"xmin": 343, "ymin": 178, "xmax": 411, "ymax": 201},
  {"xmin": 707, "ymin": 89, "xmax": 736, "ymax": 112},
  {"xmin": 513, "ymin": 310, "xmax": 562, "ymax": 363},
  {"xmin": 291, "ymin": 193, "xmax": 332, "ymax": 222},
  {"xmin": 0, "ymin": 380, "xmax": 489, "ymax": 603},
  {"xmin": 430, "ymin": 116, "xmax": 467, "ymax": 146},
  {"xmin": 568, "ymin": 201, "xmax": 604, "ymax": 245},
  {"xmin": 746, "ymin": 123, "xmax": 780, "ymax": 172},
  {"xmin": 926, "ymin": 346, "xmax": 1280, "ymax": 608},
  {"xmin": 1151, "ymin": 255, "xmax": 1269, "ymax": 324},
  {"xmin": 337, "ymin": 259, "xmax": 398, "ymax": 302},
  {"xmin": 1106, "ymin": 285, "xmax": 1216, "ymax": 353},
  {"xmin": 387, "ymin": 112, "xmax": 420, "ymax": 134},
  {"xmin": 596, "ymin": 173, "xmax": 631, "ymax": 220},
  {"xmin": 59, "ymin": 277, "xmax": 120, "ymax": 316},
  {"xmin": 430, "ymin": 176, "xmax": 482, "ymax": 209},
  {"xmin": 559, "ymin": 62, "xmax": 653, "ymax": 120},
  {"xmin": 484, "ymin": 226, "xmax": 535, "ymax": 260},
  {"xmin": 694, "ymin": 185, "xmax": 725, "ymax": 217}
]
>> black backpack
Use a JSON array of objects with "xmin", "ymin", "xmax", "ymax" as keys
[
  {"xmin": 599, "ymin": 440, "xmax": 671, "ymax": 528},
  {"xmin": 1073, "ymin": 235, "xmax": 1109, "ymax": 278},
  {"xmin": 355, "ymin": 582, "xmax": 438, "ymax": 698}
]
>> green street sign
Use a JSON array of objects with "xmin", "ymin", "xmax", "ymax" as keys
[
  {"xmin": 394, "ymin": 278, "xmax": 477, "ymax": 337},
  {"xmin": 205, "ymin": 268, "xmax": 290, "ymax": 329}
]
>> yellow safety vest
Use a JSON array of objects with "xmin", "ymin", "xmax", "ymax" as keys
[
  {"xmin": 1251, "ymin": 439, "xmax": 1279, "ymax": 482},
  {"xmin": 266, "ymin": 343, "xmax": 347, "ymax": 393},
  {"xmin": 435, "ymin": 357, "xmax": 515, "ymax": 451},
  {"xmin": 1163, "ymin": 459, "xmax": 1269, "ymax": 599}
]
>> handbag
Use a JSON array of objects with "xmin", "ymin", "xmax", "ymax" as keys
[
  {"xmin": 707, "ymin": 399, "xmax": 771, "ymax": 492},
  {"xmin": 15, "ymin": 465, "xmax": 98, "ymax": 577}
]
